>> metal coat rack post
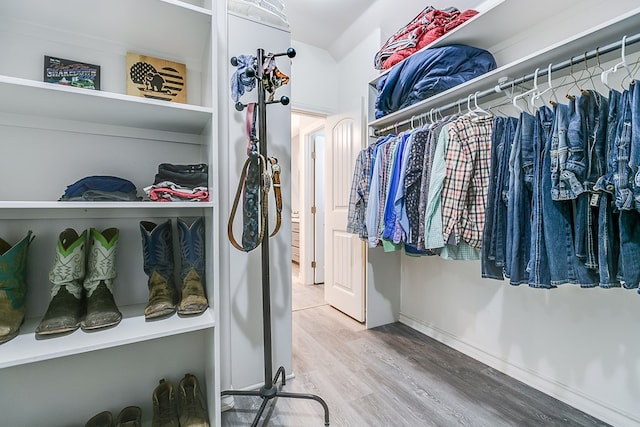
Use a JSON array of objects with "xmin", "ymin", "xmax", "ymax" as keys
[{"xmin": 222, "ymin": 47, "xmax": 330, "ymax": 427}]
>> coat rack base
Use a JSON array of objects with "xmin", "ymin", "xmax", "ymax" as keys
[{"xmin": 221, "ymin": 366, "xmax": 330, "ymax": 426}]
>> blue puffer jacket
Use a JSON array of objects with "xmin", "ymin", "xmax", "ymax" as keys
[{"xmin": 375, "ymin": 44, "xmax": 497, "ymax": 119}]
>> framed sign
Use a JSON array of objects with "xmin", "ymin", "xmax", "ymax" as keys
[
  {"xmin": 126, "ymin": 53, "xmax": 186, "ymax": 103},
  {"xmin": 44, "ymin": 56, "xmax": 101, "ymax": 90}
]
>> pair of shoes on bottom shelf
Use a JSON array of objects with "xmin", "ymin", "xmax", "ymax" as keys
[
  {"xmin": 152, "ymin": 373, "xmax": 209, "ymax": 427},
  {"xmin": 86, "ymin": 406, "xmax": 141, "ymax": 427}
]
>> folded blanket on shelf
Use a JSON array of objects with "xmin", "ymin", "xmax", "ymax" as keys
[
  {"xmin": 374, "ymin": 44, "xmax": 497, "ymax": 119},
  {"xmin": 374, "ymin": 6, "xmax": 479, "ymax": 70}
]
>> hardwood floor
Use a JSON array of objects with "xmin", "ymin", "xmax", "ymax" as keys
[{"xmin": 221, "ymin": 265, "xmax": 609, "ymax": 427}]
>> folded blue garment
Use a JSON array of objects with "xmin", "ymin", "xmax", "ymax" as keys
[
  {"xmin": 61, "ymin": 175, "xmax": 137, "ymax": 198},
  {"xmin": 375, "ymin": 44, "xmax": 497, "ymax": 119}
]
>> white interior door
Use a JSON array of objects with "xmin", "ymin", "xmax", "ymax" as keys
[{"xmin": 324, "ymin": 113, "xmax": 366, "ymax": 322}]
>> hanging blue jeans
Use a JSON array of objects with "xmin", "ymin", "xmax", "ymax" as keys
[
  {"xmin": 506, "ymin": 112, "xmax": 535, "ymax": 285},
  {"xmin": 543, "ymin": 103, "xmax": 598, "ymax": 287},
  {"xmin": 630, "ymin": 81, "xmax": 640, "ymax": 212},
  {"xmin": 527, "ymin": 106, "xmax": 554, "ymax": 288},
  {"xmin": 482, "ymin": 116, "xmax": 517, "ymax": 280},
  {"xmin": 572, "ymin": 90, "xmax": 608, "ymax": 270},
  {"xmin": 594, "ymin": 89, "xmax": 623, "ymax": 288}
]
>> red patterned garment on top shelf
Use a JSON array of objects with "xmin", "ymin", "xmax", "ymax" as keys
[{"xmin": 374, "ymin": 7, "xmax": 479, "ymax": 70}]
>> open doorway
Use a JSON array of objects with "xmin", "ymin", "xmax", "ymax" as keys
[{"xmin": 291, "ymin": 111, "xmax": 327, "ymax": 311}]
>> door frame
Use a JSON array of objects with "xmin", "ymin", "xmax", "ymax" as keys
[{"xmin": 293, "ymin": 111, "xmax": 327, "ymax": 286}]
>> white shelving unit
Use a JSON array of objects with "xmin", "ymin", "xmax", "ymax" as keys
[
  {"xmin": 0, "ymin": 0, "xmax": 221, "ymax": 426},
  {"xmin": 369, "ymin": 0, "xmax": 640, "ymax": 131}
]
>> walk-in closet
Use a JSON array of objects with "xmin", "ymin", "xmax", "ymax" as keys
[{"xmin": 1, "ymin": 1, "xmax": 639, "ymax": 426}]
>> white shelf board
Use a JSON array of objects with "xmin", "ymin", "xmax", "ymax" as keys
[
  {"xmin": 369, "ymin": 7, "xmax": 640, "ymax": 129},
  {"xmin": 0, "ymin": 201, "xmax": 214, "ymax": 210},
  {"xmin": 2, "ymin": 0, "xmax": 212, "ymax": 66},
  {"xmin": 0, "ymin": 76, "xmax": 213, "ymax": 134},
  {"xmin": 0, "ymin": 201, "xmax": 215, "ymax": 220},
  {"xmin": 0, "ymin": 304, "xmax": 216, "ymax": 369}
]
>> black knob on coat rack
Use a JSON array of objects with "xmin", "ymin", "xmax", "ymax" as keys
[
  {"xmin": 235, "ymin": 102, "xmax": 245, "ymax": 111},
  {"xmin": 230, "ymin": 56, "xmax": 238, "ymax": 66},
  {"xmin": 273, "ymin": 48, "xmax": 297, "ymax": 59},
  {"xmin": 245, "ymin": 67, "xmax": 256, "ymax": 78},
  {"xmin": 266, "ymin": 96, "xmax": 290, "ymax": 106}
]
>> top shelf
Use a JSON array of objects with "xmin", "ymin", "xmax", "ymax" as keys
[
  {"xmin": 369, "ymin": 4, "xmax": 640, "ymax": 129},
  {"xmin": 1, "ymin": 0, "xmax": 212, "ymax": 67}
]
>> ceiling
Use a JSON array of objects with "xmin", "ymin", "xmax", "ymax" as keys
[{"xmin": 284, "ymin": 0, "xmax": 373, "ymax": 50}]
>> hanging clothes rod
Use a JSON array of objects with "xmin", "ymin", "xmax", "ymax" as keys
[{"xmin": 374, "ymin": 31, "xmax": 640, "ymax": 136}]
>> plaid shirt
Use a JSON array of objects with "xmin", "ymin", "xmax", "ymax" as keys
[
  {"xmin": 441, "ymin": 115, "xmax": 493, "ymax": 249},
  {"xmin": 346, "ymin": 145, "xmax": 375, "ymax": 238}
]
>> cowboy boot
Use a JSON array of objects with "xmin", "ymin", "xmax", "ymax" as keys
[
  {"xmin": 177, "ymin": 217, "xmax": 208, "ymax": 316},
  {"xmin": 152, "ymin": 378, "xmax": 179, "ymax": 427},
  {"xmin": 36, "ymin": 229, "xmax": 87, "ymax": 336},
  {"xmin": 177, "ymin": 373, "xmax": 210, "ymax": 427},
  {"xmin": 0, "ymin": 231, "xmax": 34, "ymax": 344},
  {"xmin": 140, "ymin": 220, "xmax": 176, "ymax": 319},
  {"xmin": 81, "ymin": 227, "xmax": 122, "ymax": 330}
]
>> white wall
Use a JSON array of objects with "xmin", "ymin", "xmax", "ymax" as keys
[
  {"xmin": 290, "ymin": 40, "xmax": 339, "ymax": 114},
  {"xmin": 331, "ymin": 0, "xmax": 640, "ymax": 425}
]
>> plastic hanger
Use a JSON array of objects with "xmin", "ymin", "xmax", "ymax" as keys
[
  {"xmin": 472, "ymin": 91, "xmax": 492, "ymax": 117},
  {"xmin": 532, "ymin": 64, "xmax": 559, "ymax": 107},
  {"xmin": 601, "ymin": 35, "xmax": 633, "ymax": 90}
]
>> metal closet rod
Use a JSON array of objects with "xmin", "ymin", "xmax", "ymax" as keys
[{"xmin": 374, "ymin": 31, "xmax": 640, "ymax": 135}]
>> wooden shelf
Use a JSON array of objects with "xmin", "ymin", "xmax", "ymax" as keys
[{"xmin": 0, "ymin": 304, "xmax": 216, "ymax": 369}]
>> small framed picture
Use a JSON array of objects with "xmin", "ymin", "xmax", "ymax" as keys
[
  {"xmin": 43, "ymin": 56, "xmax": 101, "ymax": 90},
  {"xmin": 126, "ymin": 52, "xmax": 187, "ymax": 103}
]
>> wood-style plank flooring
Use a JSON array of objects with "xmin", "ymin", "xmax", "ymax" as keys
[{"xmin": 221, "ymin": 264, "xmax": 609, "ymax": 427}]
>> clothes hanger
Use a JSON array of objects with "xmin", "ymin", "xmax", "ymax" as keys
[
  {"xmin": 601, "ymin": 35, "xmax": 633, "ymax": 90},
  {"xmin": 532, "ymin": 63, "xmax": 559, "ymax": 107},
  {"xmin": 565, "ymin": 58, "xmax": 581, "ymax": 99},
  {"xmin": 512, "ymin": 69, "xmax": 539, "ymax": 113},
  {"xmin": 472, "ymin": 91, "xmax": 492, "ymax": 117}
]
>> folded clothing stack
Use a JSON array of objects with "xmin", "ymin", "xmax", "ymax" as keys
[
  {"xmin": 374, "ymin": 44, "xmax": 497, "ymax": 119},
  {"xmin": 374, "ymin": 6, "xmax": 479, "ymax": 70},
  {"xmin": 144, "ymin": 163, "xmax": 209, "ymax": 202},
  {"xmin": 59, "ymin": 176, "xmax": 141, "ymax": 201}
]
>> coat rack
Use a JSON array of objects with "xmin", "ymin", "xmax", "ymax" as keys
[{"xmin": 222, "ymin": 47, "xmax": 330, "ymax": 427}]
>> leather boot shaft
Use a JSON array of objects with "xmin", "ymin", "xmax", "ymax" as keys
[
  {"xmin": 140, "ymin": 220, "xmax": 176, "ymax": 318},
  {"xmin": 177, "ymin": 217, "xmax": 208, "ymax": 316},
  {"xmin": 36, "ymin": 228, "xmax": 86, "ymax": 336},
  {"xmin": 81, "ymin": 228, "xmax": 122, "ymax": 330},
  {"xmin": 0, "ymin": 231, "xmax": 34, "ymax": 344}
]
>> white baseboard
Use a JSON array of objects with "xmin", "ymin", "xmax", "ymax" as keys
[{"xmin": 398, "ymin": 314, "xmax": 640, "ymax": 427}]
